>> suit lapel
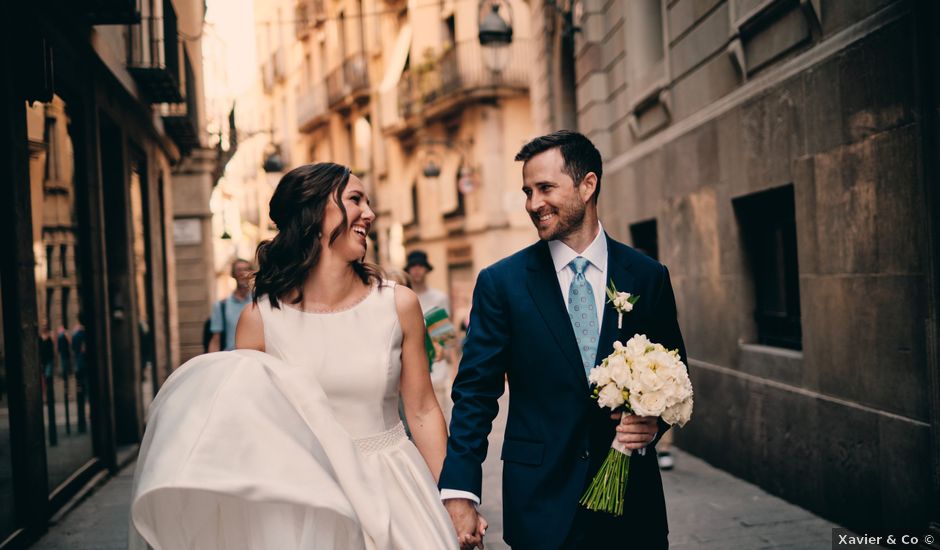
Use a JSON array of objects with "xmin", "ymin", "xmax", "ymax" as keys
[
  {"xmin": 595, "ymin": 236, "xmax": 635, "ymax": 368},
  {"xmin": 525, "ymin": 242, "xmax": 585, "ymax": 389}
]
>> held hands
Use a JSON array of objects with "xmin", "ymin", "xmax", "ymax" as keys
[
  {"xmin": 610, "ymin": 412, "xmax": 658, "ymax": 450},
  {"xmin": 444, "ymin": 498, "xmax": 488, "ymax": 549}
]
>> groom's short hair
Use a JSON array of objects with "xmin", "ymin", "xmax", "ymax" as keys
[{"xmin": 514, "ymin": 130, "xmax": 603, "ymax": 203}]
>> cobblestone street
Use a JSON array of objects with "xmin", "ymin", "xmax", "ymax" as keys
[{"xmin": 32, "ymin": 393, "xmax": 840, "ymax": 549}]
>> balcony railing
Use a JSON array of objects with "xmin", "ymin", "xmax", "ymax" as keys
[
  {"xmin": 326, "ymin": 65, "xmax": 344, "ymax": 106},
  {"xmin": 294, "ymin": 0, "xmax": 310, "ymax": 38},
  {"xmin": 272, "ymin": 48, "xmax": 287, "ymax": 83},
  {"xmin": 76, "ymin": 0, "xmax": 141, "ymax": 24},
  {"xmin": 326, "ymin": 52, "xmax": 370, "ymax": 107},
  {"xmin": 261, "ymin": 59, "xmax": 275, "ymax": 93},
  {"xmin": 294, "ymin": 0, "xmax": 325, "ymax": 37},
  {"xmin": 297, "ymin": 82, "xmax": 328, "ymax": 131},
  {"xmin": 397, "ymin": 39, "xmax": 530, "ymax": 122},
  {"xmin": 161, "ymin": 51, "xmax": 200, "ymax": 152},
  {"xmin": 344, "ymin": 53, "xmax": 369, "ymax": 97},
  {"xmin": 127, "ymin": 3, "xmax": 183, "ymax": 103}
]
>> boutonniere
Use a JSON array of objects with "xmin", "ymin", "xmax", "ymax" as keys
[{"xmin": 606, "ymin": 280, "xmax": 640, "ymax": 329}]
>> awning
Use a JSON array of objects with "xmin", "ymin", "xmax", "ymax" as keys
[{"xmin": 379, "ymin": 24, "xmax": 412, "ymax": 93}]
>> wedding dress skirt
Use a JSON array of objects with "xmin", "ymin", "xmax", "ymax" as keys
[{"xmin": 130, "ymin": 348, "xmax": 457, "ymax": 549}]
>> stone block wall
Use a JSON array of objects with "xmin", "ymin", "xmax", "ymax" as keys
[{"xmin": 568, "ymin": 0, "xmax": 936, "ymax": 530}]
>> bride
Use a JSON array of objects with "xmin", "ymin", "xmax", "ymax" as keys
[{"xmin": 130, "ymin": 163, "xmax": 484, "ymax": 549}]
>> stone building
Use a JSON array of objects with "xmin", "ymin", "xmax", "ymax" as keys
[
  {"xmin": 0, "ymin": 0, "xmax": 215, "ymax": 544},
  {"xmin": 250, "ymin": 0, "xmax": 539, "ymax": 323},
  {"xmin": 531, "ymin": 0, "xmax": 940, "ymax": 533}
]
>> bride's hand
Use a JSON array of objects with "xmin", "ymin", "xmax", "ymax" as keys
[
  {"xmin": 476, "ymin": 513, "xmax": 488, "ymax": 542},
  {"xmin": 457, "ymin": 513, "xmax": 488, "ymax": 549}
]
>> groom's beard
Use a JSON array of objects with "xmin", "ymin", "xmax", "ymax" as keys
[{"xmin": 531, "ymin": 200, "xmax": 587, "ymax": 242}]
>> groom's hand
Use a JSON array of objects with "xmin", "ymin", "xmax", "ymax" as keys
[
  {"xmin": 444, "ymin": 498, "xmax": 483, "ymax": 549},
  {"xmin": 614, "ymin": 414, "xmax": 659, "ymax": 450}
]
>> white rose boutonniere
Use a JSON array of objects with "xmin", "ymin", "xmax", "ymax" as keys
[{"xmin": 605, "ymin": 280, "xmax": 640, "ymax": 329}]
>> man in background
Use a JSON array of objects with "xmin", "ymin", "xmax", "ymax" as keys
[
  {"xmin": 208, "ymin": 259, "xmax": 252, "ymax": 352},
  {"xmin": 405, "ymin": 250, "xmax": 453, "ymax": 416}
]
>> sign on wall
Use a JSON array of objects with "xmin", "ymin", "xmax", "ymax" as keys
[{"xmin": 173, "ymin": 218, "xmax": 203, "ymax": 245}]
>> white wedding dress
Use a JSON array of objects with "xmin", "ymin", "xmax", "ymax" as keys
[{"xmin": 130, "ymin": 282, "xmax": 458, "ymax": 549}]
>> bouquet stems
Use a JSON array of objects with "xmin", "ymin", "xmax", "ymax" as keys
[{"xmin": 578, "ymin": 447, "xmax": 631, "ymax": 515}]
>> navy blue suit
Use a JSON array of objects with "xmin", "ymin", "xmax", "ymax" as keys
[{"xmin": 441, "ymin": 235, "xmax": 686, "ymax": 549}]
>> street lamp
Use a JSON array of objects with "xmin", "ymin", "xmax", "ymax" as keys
[
  {"xmin": 420, "ymin": 138, "xmax": 477, "ymax": 194},
  {"xmin": 262, "ymin": 144, "xmax": 285, "ymax": 173},
  {"xmin": 478, "ymin": 0, "xmax": 514, "ymax": 75},
  {"xmin": 478, "ymin": 0, "xmax": 513, "ymax": 46},
  {"xmin": 423, "ymin": 158, "xmax": 442, "ymax": 178}
]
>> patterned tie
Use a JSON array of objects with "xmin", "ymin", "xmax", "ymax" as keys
[{"xmin": 567, "ymin": 257, "xmax": 598, "ymax": 379}]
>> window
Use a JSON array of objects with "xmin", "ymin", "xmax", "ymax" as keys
[
  {"xmin": 60, "ymin": 244, "xmax": 68, "ymax": 277},
  {"xmin": 444, "ymin": 172, "xmax": 466, "ymax": 220},
  {"xmin": 442, "ymin": 15, "xmax": 455, "ymax": 50},
  {"xmin": 733, "ymin": 185, "xmax": 801, "ymax": 350},
  {"xmin": 629, "ymin": 219, "xmax": 658, "ymax": 261},
  {"xmin": 409, "ymin": 182, "xmax": 419, "ymax": 226},
  {"xmin": 44, "ymin": 116, "xmax": 57, "ymax": 181},
  {"xmin": 46, "ymin": 287, "xmax": 55, "ymax": 330},
  {"xmin": 46, "ymin": 244, "xmax": 55, "ymax": 279},
  {"xmin": 61, "ymin": 286, "xmax": 70, "ymax": 329},
  {"xmin": 625, "ymin": 0, "xmax": 665, "ymax": 87}
]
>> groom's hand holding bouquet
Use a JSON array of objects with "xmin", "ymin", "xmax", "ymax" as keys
[{"xmin": 580, "ymin": 334, "xmax": 694, "ymax": 516}]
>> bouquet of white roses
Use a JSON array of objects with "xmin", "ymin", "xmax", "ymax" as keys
[{"xmin": 579, "ymin": 334, "xmax": 693, "ymax": 516}]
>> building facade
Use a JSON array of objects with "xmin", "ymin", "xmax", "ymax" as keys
[
  {"xmin": 0, "ymin": 1, "xmax": 214, "ymax": 545},
  {"xmin": 240, "ymin": 0, "xmax": 539, "ymax": 321},
  {"xmin": 533, "ymin": 0, "xmax": 940, "ymax": 532}
]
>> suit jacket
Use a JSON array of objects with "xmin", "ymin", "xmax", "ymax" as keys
[{"xmin": 440, "ymin": 235, "xmax": 687, "ymax": 549}]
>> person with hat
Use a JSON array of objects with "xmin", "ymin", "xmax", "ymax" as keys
[{"xmin": 405, "ymin": 250, "xmax": 454, "ymax": 417}]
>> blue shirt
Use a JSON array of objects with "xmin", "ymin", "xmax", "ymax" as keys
[{"xmin": 210, "ymin": 293, "xmax": 251, "ymax": 351}]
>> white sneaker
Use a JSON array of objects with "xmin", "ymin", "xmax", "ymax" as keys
[{"xmin": 658, "ymin": 451, "xmax": 674, "ymax": 470}]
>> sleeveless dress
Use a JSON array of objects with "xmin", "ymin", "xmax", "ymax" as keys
[{"xmin": 130, "ymin": 282, "xmax": 458, "ymax": 549}]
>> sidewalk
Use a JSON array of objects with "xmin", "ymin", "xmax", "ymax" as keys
[{"xmin": 32, "ymin": 395, "xmax": 839, "ymax": 549}]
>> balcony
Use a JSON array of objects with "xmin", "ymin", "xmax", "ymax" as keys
[
  {"xmin": 127, "ymin": 1, "xmax": 183, "ymax": 103},
  {"xmin": 261, "ymin": 59, "xmax": 275, "ymax": 94},
  {"xmin": 60, "ymin": 0, "xmax": 141, "ymax": 24},
  {"xmin": 326, "ymin": 52, "xmax": 370, "ymax": 108},
  {"xmin": 294, "ymin": 0, "xmax": 325, "ymax": 38},
  {"xmin": 161, "ymin": 51, "xmax": 200, "ymax": 152},
  {"xmin": 297, "ymin": 83, "xmax": 328, "ymax": 131},
  {"xmin": 396, "ymin": 39, "xmax": 529, "ymax": 125},
  {"xmin": 272, "ymin": 47, "xmax": 287, "ymax": 83},
  {"xmin": 294, "ymin": 1, "xmax": 310, "ymax": 38}
]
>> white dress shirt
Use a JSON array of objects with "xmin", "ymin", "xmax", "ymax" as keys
[{"xmin": 441, "ymin": 223, "xmax": 608, "ymax": 505}]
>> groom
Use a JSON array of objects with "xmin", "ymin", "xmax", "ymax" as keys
[{"xmin": 440, "ymin": 131, "xmax": 686, "ymax": 549}]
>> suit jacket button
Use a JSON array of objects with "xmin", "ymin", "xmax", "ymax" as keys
[{"xmin": 579, "ymin": 450, "xmax": 590, "ymax": 461}]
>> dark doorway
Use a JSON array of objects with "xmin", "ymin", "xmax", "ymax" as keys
[{"xmin": 99, "ymin": 114, "xmax": 142, "ymax": 445}]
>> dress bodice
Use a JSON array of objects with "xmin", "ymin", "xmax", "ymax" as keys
[{"xmin": 257, "ymin": 282, "xmax": 402, "ymax": 438}]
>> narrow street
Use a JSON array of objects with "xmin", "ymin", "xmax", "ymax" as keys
[{"xmin": 32, "ymin": 392, "xmax": 839, "ymax": 549}]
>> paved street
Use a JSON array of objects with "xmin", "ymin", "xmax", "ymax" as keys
[{"xmin": 32, "ymin": 392, "xmax": 840, "ymax": 549}]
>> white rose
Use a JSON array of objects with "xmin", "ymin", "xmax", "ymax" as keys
[
  {"xmin": 613, "ymin": 293, "xmax": 633, "ymax": 312},
  {"xmin": 608, "ymin": 354, "xmax": 635, "ymax": 387},
  {"xmin": 597, "ymin": 383, "xmax": 625, "ymax": 410},
  {"xmin": 625, "ymin": 334, "xmax": 651, "ymax": 357},
  {"xmin": 635, "ymin": 364, "xmax": 665, "ymax": 392},
  {"xmin": 630, "ymin": 390, "xmax": 667, "ymax": 417},
  {"xmin": 661, "ymin": 402, "xmax": 681, "ymax": 426},
  {"xmin": 663, "ymin": 397, "xmax": 693, "ymax": 427},
  {"xmin": 588, "ymin": 365, "xmax": 612, "ymax": 387}
]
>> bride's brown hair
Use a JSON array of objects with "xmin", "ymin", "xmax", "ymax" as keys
[{"xmin": 253, "ymin": 162, "xmax": 383, "ymax": 308}]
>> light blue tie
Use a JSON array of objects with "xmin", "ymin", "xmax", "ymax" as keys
[{"xmin": 567, "ymin": 257, "xmax": 598, "ymax": 379}]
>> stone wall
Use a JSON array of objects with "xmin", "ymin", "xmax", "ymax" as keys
[{"xmin": 570, "ymin": 0, "xmax": 935, "ymax": 530}]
